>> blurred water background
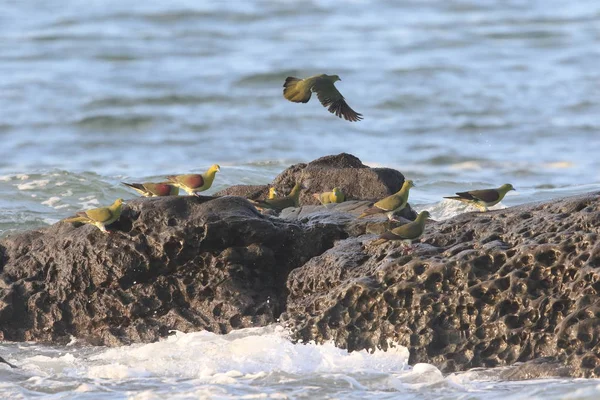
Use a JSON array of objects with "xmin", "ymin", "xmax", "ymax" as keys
[{"xmin": 1, "ymin": 0, "xmax": 600, "ymax": 398}]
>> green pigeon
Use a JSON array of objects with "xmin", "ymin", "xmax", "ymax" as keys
[
  {"xmin": 283, "ymin": 74, "xmax": 363, "ymax": 122},
  {"xmin": 167, "ymin": 164, "xmax": 220, "ymax": 196},
  {"xmin": 359, "ymin": 180, "xmax": 415, "ymax": 220},
  {"xmin": 444, "ymin": 183, "xmax": 515, "ymax": 211},
  {"xmin": 251, "ymin": 182, "xmax": 303, "ymax": 211},
  {"xmin": 122, "ymin": 181, "xmax": 179, "ymax": 197},
  {"xmin": 268, "ymin": 187, "xmax": 279, "ymax": 199},
  {"xmin": 64, "ymin": 198, "xmax": 124, "ymax": 233},
  {"xmin": 371, "ymin": 210, "xmax": 431, "ymax": 247},
  {"xmin": 313, "ymin": 187, "xmax": 345, "ymax": 205}
]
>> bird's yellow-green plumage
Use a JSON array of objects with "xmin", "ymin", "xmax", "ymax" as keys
[
  {"xmin": 251, "ymin": 183, "xmax": 303, "ymax": 211},
  {"xmin": 283, "ymin": 74, "xmax": 363, "ymax": 122},
  {"xmin": 371, "ymin": 210, "xmax": 431, "ymax": 246},
  {"xmin": 444, "ymin": 183, "xmax": 515, "ymax": 211},
  {"xmin": 122, "ymin": 181, "xmax": 179, "ymax": 197},
  {"xmin": 268, "ymin": 187, "xmax": 278, "ymax": 199},
  {"xmin": 167, "ymin": 164, "xmax": 220, "ymax": 195},
  {"xmin": 64, "ymin": 198, "xmax": 124, "ymax": 233},
  {"xmin": 359, "ymin": 180, "xmax": 414, "ymax": 219},
  {"xmin": 313, "ymin": 187, "xmax": 345, "ymax": 205}
]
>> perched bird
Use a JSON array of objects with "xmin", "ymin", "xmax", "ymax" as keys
[
  {"xmin": 313, "ymin": 187, "xmax": 345, "ymax": 205},
  {"xmin": 444, "ymin": 183, "xmax": 515, "ymax": 212},
  {"xmin": 167, "ymin": 164, "xmax": 220, "ymax": 196},
  {"xmin": 122, "ymin": 181, "xmax": 179, "ymax": 197},
  {"xmin": 359, "ymin": 180, "xmax": 415, "ymax": 220},
  {"xmin": 371, "ymin": 210, "xmax": 431, "ymax": 247},
  {"xmin": 63, "ymin": 198, "xmax": 124, "ymax": 233},
  {"xmin": 283, "ymin": 74, "xmax": 363, "ymax": 122},
  {"xmin": 268, "ymin": 187, "xmax": 279, "ymax": 199},
  {"xmin": 251, "ymin": 182, "xmax": 303, "ymax": 212}
]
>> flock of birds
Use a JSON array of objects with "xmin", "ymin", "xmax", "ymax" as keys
[{"xmin": 61, "ymin": 74, "xmax": 516, "ymax": 249}]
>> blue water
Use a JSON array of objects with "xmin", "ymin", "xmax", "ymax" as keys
[{"xmin": 1, "ymin": 0, "xmax": 600, "ymax": 398}]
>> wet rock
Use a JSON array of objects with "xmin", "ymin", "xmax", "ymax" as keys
[
  {"xmin": 283, "ymin": 191, "xmax": 600, "ymax": 378},
  {"xmin": 0, "ymin": 195, "xmax": 346, "ymax": 346}
]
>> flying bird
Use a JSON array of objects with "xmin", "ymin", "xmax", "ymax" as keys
[
  {"xmin": 359, "ymin": 180, "xmax": 414, "ymax": 220},
  {"xmin": 122, "ymin": 181, "xmax": 179, "ymax": 197},
  {"xmin": 167, "ymin": 164, "xmax": 220, "ymax": 196},
  {"xmin": 251, "ymin": 182, "xmax": 303, "ymax": 212},
  {"xmin": 313, "ymin": 187, "xmax": 345, "ymax": 205},
  {"xmin": 371, "ymin": 210, "xmax": 431, "ymax": 248},
  {"xmin": 444, "ymin": 183, "xmax": 515, "ymax": 212},
  {"xmin": 283, "ymin": 74, "xmax": 363, "ymax": 122},
  {"xmin": 63, "ymin": 198, "xmax": 124, "ymax": 233}
]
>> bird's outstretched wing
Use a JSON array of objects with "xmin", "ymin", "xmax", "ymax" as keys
[{"xmin": 313, "ymin": 79, "xmax": 363, "ymax": 122}]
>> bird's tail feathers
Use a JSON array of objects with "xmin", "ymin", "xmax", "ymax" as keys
[
  {"xmin": 122, "ymin": 182, "xmax": 146, "ymax": 194},
  {"xmin": 63, "ymin": 216, "xmax": 88, "ymax": 224},
  {"xmin": 283, "ymin": 76, "xmax": 300, "ymax": 87},
  {"xmin": 444, "ymin": 196, "xmax": 469, "ymax": 202},
  {"xmin": 283, "ymin": 77, "xmax": 311, "ymax": 103}
]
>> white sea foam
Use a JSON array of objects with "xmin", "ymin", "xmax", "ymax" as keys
[
  {"xmin": 87, "ymin": 326, "xmax": 410, "ymax": 381},
  {"xmin": 16, "ymin": 179, "xmax": 50, "ymax": 190},
  {"xmin": 41, "ymin": 196, "xmax": 61, "ymax": 207},
  {"xmin": 3, "ymin": 326, "xmax": 600, "ymax": 399},
  {"xmin": 415, "ymin": 199, "xmax": 507, "ymax": 221}
]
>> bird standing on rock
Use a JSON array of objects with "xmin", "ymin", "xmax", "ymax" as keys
[
  {"xmin": 251, "ymin": 182, "xmax": 303, "ymax": 212},
  {"xmin": 283, "ymin": 74, "xmax": 363, "ymax": 122},
  {"xmin": 313, "ymin": 187, "xmax": 345, "ymax": 205},
  {"xmin": 444, "ymin": 183, "xmax": 515, "ymax": 212},
  {"xmin": 268, "ymin": 187, "xmax": 278, "ymax": 199},
  {"xmin": 167, "ymin": 164, "xmax": 220, "ymax": 196},
  {"xmin": 359, "ymin": 180, "xmax": 414, "ymax": 220},
  {"xmin": 122, "ymin": 181, "xmax": 179, "ymax": 197},
  {"xmin": 371, "ymin": 210, "xmax": 431, "ymax": 248},
  {"xmin": 63, "ymin": 198, "xmax": 124, "ymax": 233}
]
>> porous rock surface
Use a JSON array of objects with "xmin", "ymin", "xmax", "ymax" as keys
[
  {"xmin": 0, "ymin": 195, "xmax": 345, "ymax": 346},
  {"xmin": 283, "ymin": 191, "xmax": 600, "ymax": 377}
]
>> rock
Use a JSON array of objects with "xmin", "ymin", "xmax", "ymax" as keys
[
  {"xmin": 0, "ymin": 195, "xmax": 345, "ymax": 346},
  {"xmin": 282, "ymin": 191, "xmax": 600, "ymax": 378},
  {"xmin": 214, "ymin": 184, "xmax": 270, "ymax": 200},
  {"xmin": 272, "ymin": 153, "xmax": 406, "ymax": 206},
  {"xmin": 2, "ymin": 153, "xmax": 599, "ymax": 378}
]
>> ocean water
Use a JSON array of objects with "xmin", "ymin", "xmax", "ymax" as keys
[{"xmin": 1, "ymin": 0, "xmax": 600, "ymax": 397}]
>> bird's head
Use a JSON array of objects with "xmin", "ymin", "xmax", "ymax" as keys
[
  {"xmin": 500, "ymin": 183, "xmax": 515, "ymax": 192},
  {"xmin": 268, "ymin": 187, "xmax": 278, "ymax": 197},
  {"xmin": 332, "ymin": 187, "xmax": 343, "ymax": 196},
  {"xmin": 114, "ymin": 198, "xmax": 124, "ymax": 207},
  {"xmin": 403, "ymin": 180, "xmax": 415, "ymax": 189},
  {"xmin": 210, "ymin": 164, "xmax": 221, "ymax": 173},
  {"xmin": 420, "ymin": 210, "xmax": 431, "ymax": 220},
  {"xmin": 326, "ymin": 74, "xmax": 341, "ymax": 82}
]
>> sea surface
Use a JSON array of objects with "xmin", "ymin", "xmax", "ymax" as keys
[{"xmin": 1, "ymin": 0, "xmax": 600, "ymax": 398}]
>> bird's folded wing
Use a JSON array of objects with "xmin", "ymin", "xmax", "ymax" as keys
[
  {"xmin": 172, "ymin": 174, "xmax": 204, "ymax": 188},
  {"xmin": 460, "ymin": 189, "xmax": 500, "ymax": 202},
  {"xmin": 374, "ymin": 195, "xmax": 401, "ymax": 211},
  {"xmin": 85, "ymin": 207, "xmax": 113, "ymax": 223},
  {"xmin": 391, "ymin": 222, "xmax": 421, "ymax": 239},
  {"xmin": 145, "ymin": 183, "xmax": 172, "ymax": 196},
  {"xmin": 313, "ymin": 80, "xmax": 362, "ymax": 122}
]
